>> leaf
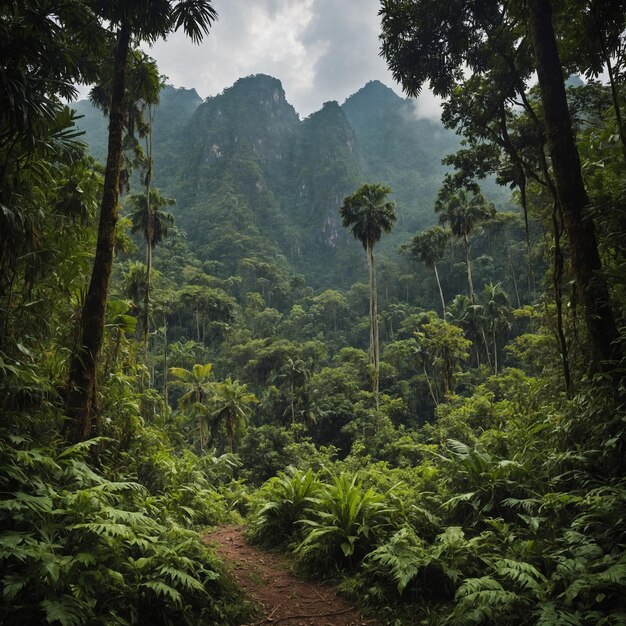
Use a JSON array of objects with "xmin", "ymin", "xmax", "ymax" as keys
[
  {"xmin": 2, "ymin": 574, "xmax": 26, "ymax": 601},
  {"xmin": 142, "ymin": 580, "xmax": 182, "ymax": 605}
]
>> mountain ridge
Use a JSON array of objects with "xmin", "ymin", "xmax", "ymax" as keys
[{"xmin": 73, "ymin": 73, "xmax": 461, "ymax": 288}]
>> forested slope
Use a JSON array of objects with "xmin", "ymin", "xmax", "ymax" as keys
[{"xmin": 74, "ymin": 74, "xmax": 465, "ymax": 289}]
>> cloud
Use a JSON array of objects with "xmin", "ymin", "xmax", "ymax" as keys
[{"xmin": 139, "ymin": 0, "xmax": 441, "ymax": 119}]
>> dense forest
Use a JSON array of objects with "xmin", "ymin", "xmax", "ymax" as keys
[{"xmin": 1, "ymin": 1, "xmax": 625, "ymax": 625}]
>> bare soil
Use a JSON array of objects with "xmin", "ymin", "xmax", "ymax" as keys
[{"xmin": 204, "ymin": 525, "xmax": 378, "ymax": 626}]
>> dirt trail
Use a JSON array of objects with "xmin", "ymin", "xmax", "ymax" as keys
[{"xmin": 205, "ymin": 525, "xmax": 378, "ymax": 626}]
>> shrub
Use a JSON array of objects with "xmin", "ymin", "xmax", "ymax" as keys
[
  {"xmin": 247, "ymin": 467, "xmax": 320, "ymax": 547},
  {"xmin": 296, "ymin": 473, "xmax": 395, "ymax": 573},
  {"xmin": 0, "ymin": 433, "xmax": 249, "ymax": 625}
]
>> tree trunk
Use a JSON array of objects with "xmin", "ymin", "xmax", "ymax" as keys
[
  {"xmin": 142, "ymin": 117, "xmax": 154, "ymax": 380},
  {"xmin": 510, "ymin": 253, "xmax": 522, "ymax": 308},
  {"xmin": 463, "ymin": 232, "xmax": 475, "ymax": 303},
  {"xmin": 64, "ymin": 26, "xmax": 130, "ymax": 442},
  {"xmin": 163, "ymin": 312, "xmax": 169, "ymax": 407},
  {"xmin": 493, "ymin": 328, "xmax": 498, "ymax": 375},
  {"xmin": 433, "ymin": 262, "xmax": 446, "ymax": 318},
  {"xmin": 367, "ymin": 242, "xmax": 380, "ymax": 407},
  {"xmin": 551, "ymin": 194, "xmax": 572, "ymax": 396},
  {"xmin": 605, "ymin": 55, "xmax": 626, "ymax": 167},
  {"xmin": 141, "ymin": 238, "xmax": 152, "ymax": 388},
  {"xmin": 527, "ymin": 0, "xmax": 620, "ymax": 371}
]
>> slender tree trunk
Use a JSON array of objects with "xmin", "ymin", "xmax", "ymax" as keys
[
  {"xmin": 551, "ymin": 196, "xmax": 573, "ymax": 395},
  {"xmin": 528, "ymin": 0, "xmax": 620, "ymax": 371},
  {"xmin": 433, "ymin": 263, "xmax": 446, "ymax": 318},
  {"xmin": 463, "ymin": 232, "xmax": 475, "ymax": 303},
  {"xmin": 141, "ymin": 239, "xmax": 152, "ymax": 389},
  {"xmin": 163, "ymin": 312, "xmax": 168, "ymax": 407},
  {"xmin": 142, "ymin": 114, "xmax": 154, "ymax": 381},
  {"xmin": 481, "ymin": 327, "xmax": 493, "ymax": 371},
  {"xmin": 367, "ymin": 242, "xmax": 380, "ymax": 407},
  {"xmin": 423, "ymin": 365, "xmax": 438, "ymax": 406},
  {"xmin": 604, "ymin": 55, "xmax": 626, "ymax": 167},
  {"xmin": 64, "ymin": 26, "xmax": 130, "ymax": 442},
  {"xmin": 519, "ymin": 177, "xmax": 534, "ymax": 294},
  {"xmin": 493, "ymin": 329, "xmax": 498, "ymax": 375}
]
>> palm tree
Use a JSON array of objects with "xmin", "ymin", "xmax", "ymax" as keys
[
  {"xmin": 65, "ymin": 0, "xmax": 218, "ymax": 443},
  {"xmin": 275, "ymin": 357, "xmax": 310, "ymax": 424},
  {"xmin": 435, "ymin": 188, "xmax": 495, "ymax": 303},
  {"xmin": 446, "ymin": 293, "xmax": 484, "ymax": 368},
  {"xmin": 169, "ymin": 363, "xmax": 215, "ymax": 452},
  {"xmin": 480, "ymin": 282, "xmax": 511, "ymax": 374},
  {"xmin": 211, "ymin": 378, "xmax": 258, "ymax": 452},
  {"xmin": 128, "ymin": 188, "xmax": 175, "ymax": 364},
  {"xmin": 407, "ymin": 226, "xmax": 450, "ymax": 318},
  {"xmin": 340, "ymin": 183, "xmax": 396, "ymax": 406}
]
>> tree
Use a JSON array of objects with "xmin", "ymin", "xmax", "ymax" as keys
[
  {"xmin": 310, "ymin": 290, "xmax": 349, "ymax": 334},
  {"xmin": 415, "ymin": 316, "xmax": 472, "ymax": 404},
  {"xmin": 435, "ymin": 189, "xmax": 495, "ymax": 303},
  {"xmin": 405, "ymin": 226, "xmax": 450, "ymax": 317},
  {"xmin": 339, "ymin": 183, "xmax": 396, "ymax": 406},
  {"xmin": 0, "ymin": 1, "xmax": 103, "ymax": 350},
  {"xmin": 169, "ymin": 363, "xmax": 215, "ymax": 451},
  {"xmin": 211, "ymin": 378, "xmax": 258, "ymax": 452},
  {"xmin": 128, "ymin": 188, "xmax": 175, "ymax": 364},
  {"xmin": 379, "ymin": 0, "xmax": 621, "ymax": 372},
  {"xmin": 274, "ymin": 357, "xmax": 310, "ymax": 425},
  {"xmin": 526, "ymin": 0, "xmax": 621, "ymax": 370},
  {"xmin": 480, "ymin": 282, "xmax": 511, "ymax": 375},
  {"xmin": 65, "ymin": 0, "xmax": 218, "ymax": 442}
]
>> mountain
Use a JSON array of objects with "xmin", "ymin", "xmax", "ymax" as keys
[
  {"xmin": 342, "ymin": 80, "xmax": 459, "ymax": 239},
  {"xmin": 72, "ymin": 85, "xmax": 203, "ymax": 165},
  {"xmin": 72, "ymin": 74, "xmax": 461, "ymax": 289}
]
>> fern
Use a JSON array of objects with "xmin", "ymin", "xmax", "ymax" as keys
[
  {"xmin": 0, "ymin": 432, "xmax": 247, "ymax": 625},
  {"xmin": 295, "ymin": 472, "xmax": 395, "ymax": 571},
  {"xmin": 495, "ymin": 558, "xmax": 547, "ymax": 593},
  {"xmin": 366, "ymin": 527, "xmax": 427, "ymax": 594}
]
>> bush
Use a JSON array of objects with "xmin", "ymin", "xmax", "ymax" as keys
[
  {"xmin": 296, "ymin": 473, "xmax": 395, "ymax": 573},
  {"xmin": 0, "ymin": 433, "xmax": 250, "ymax": 625},
  {"xmin": 247, "ymin": 467, "xmax": 320, "ymax": 547}
]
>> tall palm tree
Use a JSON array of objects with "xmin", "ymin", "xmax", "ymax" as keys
[
  {"xmin": 128, "ymin": 188, "xmax": 175, "ymax": 364},
  {"xmin": 65, "ymin": 0, "xmax": 218, "ymax": 443},
  {"xmin": 275, "ymin": 357, "xmax": 310, "ymax": 424},
  {"xmin": 340, "ymin": 183, "xmax": 396, "ymax": 406},
  {"xmin": 407, "ymin": 226, "xmax": 450, "ymax": 318},
  {"xmin": 169, "ymin": 363, "xmax": 215, "ymax": 452},
  {"xmin": 480, "ymin": 282, "xmax": 511, "ymax": 374},
  {"xmin": 435, "ymin": 188, "xmax": 495, "ymax": 303},
  {"xmin": 211, "ymin": 378, "xmax": 258, "ymax": 452}
]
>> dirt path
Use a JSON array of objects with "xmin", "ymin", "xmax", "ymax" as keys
[{"xmin": 204, "ymin": 525, "xmax": 378, "ymax": 626}]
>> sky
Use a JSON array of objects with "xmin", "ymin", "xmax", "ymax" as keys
[{"xmin": 144, "ymin": 0, "xmax": 442, "ymax": 119}]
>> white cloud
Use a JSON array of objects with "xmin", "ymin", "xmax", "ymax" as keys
[{"xmin": 116, "ymin": 0, "xmax": 441, "ymax": 119}]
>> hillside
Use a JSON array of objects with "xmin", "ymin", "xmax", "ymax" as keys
[{"xmin": 73, "ymin": 75, "xmax": 462, "ymax": 288}]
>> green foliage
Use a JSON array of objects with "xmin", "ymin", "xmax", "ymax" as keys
[
  {"xmin": 248, "ymin": 467, "xmax": 320, "ymax": 547},
  {"xmin": 365, "ymin": 526, "xmax": 428, "ymax": 594},
  {"xmin": 3, "ymin": 5, "xmax": 626, "ymax": 626},
  {"xmin": 0, "ymin": 433, "xmax": 249, "ymax": 625},
  {"xmin": 296, "ymin": 473, "xmax": 395, "ymax": 572},
  {"xmin": 127, "ymin": 427, "xmax": 243, "ymax": 527}
]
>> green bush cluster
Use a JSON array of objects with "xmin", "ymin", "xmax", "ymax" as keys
[
  {"xmin": 0, "ymin": 434, "xmax": 251, "ymax": 625},
  {"xmin": 247, "ymin": 374, "xmax": 626, "ymax": 625},
  {"xmin": 125, "ymin": 427, "xmax": 246, "ymax": 526}
]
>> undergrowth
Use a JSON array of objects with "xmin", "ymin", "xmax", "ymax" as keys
[
  {"xmin": 248, "ymin": 373, "xmax": 626, "ymax": 625},
  {"xmin": 0, "ymin": 433, "xmax": 252, "ymax": 625}
]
